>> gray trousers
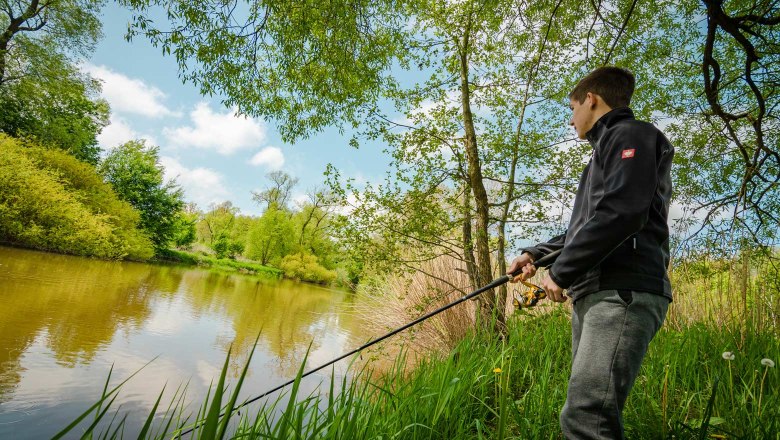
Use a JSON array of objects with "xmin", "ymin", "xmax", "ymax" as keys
[{"xmin": 560, "ymin": 290, "xmax": 669, "ymax": 439}]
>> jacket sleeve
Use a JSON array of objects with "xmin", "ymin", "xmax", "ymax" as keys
[
  {"xmin": 521, "ymin": 232, "xmax": 566, "ymax": 262},
  {"xmin": 548, "ymin": 127, "xmax": 659, "ymax": 288}
]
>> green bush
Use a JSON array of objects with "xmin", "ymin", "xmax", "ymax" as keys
[
  {"xmin": 26, "ymin": 143, "xmax": 154, "ymax": 260},
  {"xmin": 228, "ymin": 240, "xmax": 245, "ymax": 259},
  {"xmin": 0, "ymin": 135, "xmax": 154, "ymax": 259},
  {"xmin": 280, "ymin": 252, "xmax": 337, "ymax": 284},
  {"xmin": 171, "ymin": 212, "xmax": 197, "ymax": 249},
  {"xmin": 212, "ymin": 234, "xmax": 229, "ymax": 259},
  {"xmin": 99, "ymin": 140, "xmax": 184, "ymax": 252}
]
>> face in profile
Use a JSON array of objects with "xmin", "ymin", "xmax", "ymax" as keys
[{"xmin": 569, "ymin": 95, "xmax": 594, "ymax": 140}]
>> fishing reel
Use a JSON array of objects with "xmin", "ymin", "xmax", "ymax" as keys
[{"xmin": 512, "ymin": 280, "xmax": 547, "ymax": 309}]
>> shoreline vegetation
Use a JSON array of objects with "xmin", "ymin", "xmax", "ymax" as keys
[
  {"xmin": 0, "ymin": 134, "xmax": 352, "ymax": 287},
  {"xmin": 153, "ymin": 248, "xmax": 283, "ymax": 279},
  {"xmin": 56, "ymin": 311, "xmax": 778, "ymax": 439},
  {"xmin": 49, "ymin": 251, "xmax": 777, "ymax": 439}
]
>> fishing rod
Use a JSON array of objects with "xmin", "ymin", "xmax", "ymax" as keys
[{"xmin": 177, "ymin": 249, "xmax": 561, "ymax": 436}]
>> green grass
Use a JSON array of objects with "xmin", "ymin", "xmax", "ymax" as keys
[
  {"xmin": 59, "ymin": 309, "xmax": 778, "ymax": 439},
  {"xmin": 154, "ymin": 248, "xmax": 283, "ymax": 278}
]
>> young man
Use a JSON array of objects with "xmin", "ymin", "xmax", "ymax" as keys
[{"xmin": 507, "ymin": 67, "xmax": 674, "ymax": 439}]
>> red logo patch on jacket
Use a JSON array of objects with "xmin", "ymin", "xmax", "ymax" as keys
[{"xmin": 621, "ymin": 148, "xmax": 636, "ymax": 159}]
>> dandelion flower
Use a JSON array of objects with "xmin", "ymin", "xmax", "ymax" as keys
[
  {"xmin": 493, "ymin": 368, "xmax": 502, "ymax": 373},
  {"xmin": 722, "ymin": 352, "xmax": 735, "ymax": 361},
  {"xmin": 761, "ymin": 358, "xmax": 775, "ymax": 368}
]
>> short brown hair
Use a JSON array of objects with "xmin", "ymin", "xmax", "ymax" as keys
[{"xmin": 569, "ymin": 67, "xmax": 635, "ymax": 108}]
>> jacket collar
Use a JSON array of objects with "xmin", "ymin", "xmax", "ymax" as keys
[{"xmin": 585, "ymin": 107, "xmax": 635, "ymax": 146}]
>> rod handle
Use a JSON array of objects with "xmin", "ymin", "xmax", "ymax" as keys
[{"xmin": 508, "ymin": 248, "xmax": 562, "ymax": 278}]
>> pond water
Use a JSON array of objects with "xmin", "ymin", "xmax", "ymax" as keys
[{"xmin": 0, "ymin": 246, "xmax": 367, "ymax": 438}]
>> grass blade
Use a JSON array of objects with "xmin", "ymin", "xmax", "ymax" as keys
[
  {"xmin": 200, "ymin": 346, "xmax": 232, "ymax": 439},
  {"xmin": 137, "ymin": 384, "xmax": 166, "ymax": 439},
  {"xmin": 697, "ymin": 376, "xmax": 720, "ymax": 440},
  {"xmin": 77, "ymin": 395, "xmax": 120, "ymax": 439},
  {"xmin": 51, "ymin": 357, "xmax": 156, "ymax": 440},
  {"xmin": 217, "ymin": 333, "xmax": 261, "ymax": 439}
]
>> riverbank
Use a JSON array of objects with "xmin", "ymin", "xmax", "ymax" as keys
[
  {"xmin": 153, "ymin": 248, "xmax": 283, "ymax": 278},
  {"xmin": 58, "ymin": 309, "xmax": 778, "ymax": 439}
]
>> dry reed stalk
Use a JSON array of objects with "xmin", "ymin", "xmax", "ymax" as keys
[
  {"xmin": 349, "ymin": 254, "xmax": 569, "ymax": 374},
  {"xmin": 666, "ymin": 256, "xmax": 779, "ymax": 334},
  {"xmin": 351, "ymin": 254, "xmax": 476, "ymax": 370}
]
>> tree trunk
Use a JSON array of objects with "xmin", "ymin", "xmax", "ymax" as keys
[
  {"xmin": 740, "ymin": 246, "xmax": 749, "ymax": 345},
  {"xmin": 457, "ymin": 24, "xmax": 504, "ymax": 333},
  {"xmin": 462, "ymin": 182, "xmax": 477, "ymax": 289},
  {"xmin": 0, "ymin": 0, "xmax": 44, "ymax": 85},
  {"xmin": 497, "ymin": 62, "xmax": 538, "ymax": 319}
]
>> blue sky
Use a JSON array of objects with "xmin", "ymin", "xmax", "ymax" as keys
[{"xmin": 88, "ymin": 4, "xmax": 391, "ymax": 216}]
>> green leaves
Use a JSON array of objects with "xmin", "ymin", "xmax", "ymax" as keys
[
  {"xmin": 99, "ymin": 140, "xmax": 185, "ymax": 253},
  {"xmin": 0, "ymin": 135, "xmax": 154, "ymax": 259},
  {"xmin": 122, "ymin": 0, "xmax": 413, "ymax": 142},
  {"xmin": 0, "ymin": 0, "xmax": 107, "ymax": 163}
]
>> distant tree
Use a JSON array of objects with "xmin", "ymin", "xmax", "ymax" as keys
[
  {"xmin": 99, "ymin": 140, "xmax": 185, "ymax": 251},
  {"xmin": 199, "ymin": 201, "xmax": 236, "ymax": 242},
  {"xmin": 230, "ymin": 214, "xmax": 254, "ymax": 248},
  {"xmin": 245, "ymin": 206, "xmax": 295, "ymax": 266},
  {"xmin": 198, "ymin": 201, "xmax": 253, "ymax": 258},
  {"xmin": 170, "ymin": 211, "xmax": 197, "ymax": 249},
  {"xmin": 292, "ymin": 188, "xmax": 338, "ymax": 264},
  {"xmin": 0, "ymin": 0, "xmax": 108, "ymax": 164},
  {"xmin": 251, "ymin": 171, "xmax": 298, "ymax": 212}
]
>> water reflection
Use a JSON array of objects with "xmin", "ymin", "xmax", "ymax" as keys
[
  {"xmin": 0, "ymin": 248, "xmax": 159, "ymax": 398},
  {"xmin": 0, "ymin": 246, "xmax": 364, "ymax": 438},
  {"xmin": 177, "ymin": 270, "xmax": 361, "ymax": 375}
]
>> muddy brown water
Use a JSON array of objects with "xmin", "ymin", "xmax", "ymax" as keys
[{"xmin": 0, "ymin": 246, "xmax": 367, "ymax": 438}]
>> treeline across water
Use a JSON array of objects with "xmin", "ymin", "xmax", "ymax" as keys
[
  {"xmin": 0, "ymin": 134, "xmax": 355, "ymax": 286},
  {"xmin": 172, "ymin": 171, "xmax": 357, "ymax": 286}
]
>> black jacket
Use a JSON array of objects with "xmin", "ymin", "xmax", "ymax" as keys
[{"xmin": 522, "ymin": 107, "xmax": 674, "ymax": 302}]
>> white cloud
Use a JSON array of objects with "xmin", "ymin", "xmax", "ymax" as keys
[
  {"xmin": 335, "ymin": 192, "xmax": 361, "ymax": 216},
  {"xmin": 668, "ymin": 201, "xmax": 688, "ymax": 224},
  {"xmin": 83, "ymin": 63, "xmax": 174, "ymax": 117},
  {"xmin": 160, "ymin": 156, "xmax": 230, "ymax": 208},
  {"xmin": 196, "ymin": 359, "xmax": 223, "ymax": 388},
  {"xmin": 248, "ymin": 146, "xmax": 285, "ymax": 170},
  {"xmin": 97, "ymin": 115, "xmax": 158, "ymax": 150},
  {"xmin": 97, "ymin": 115, "xmax": 136, "ymax": 149},
  {"xmin": 164, "ymin": 103, "xmax": 267, "ymax": 155},
  {"xmin": 291, "ymin": 192, "xmax": 309, "ymax": 207}
]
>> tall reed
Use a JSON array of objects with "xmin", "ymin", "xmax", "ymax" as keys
[
  {"xmin": 667, "ymin": 250, "xmax": 779, "ymax": 335},
  {"xmin": 352, "ymin": 254, "xmax": 479, "ymax": 365}
]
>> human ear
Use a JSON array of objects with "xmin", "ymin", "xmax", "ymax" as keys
[{"xmin": 586, "ymin": 92, "xmax": 598, "ymax": 109}]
